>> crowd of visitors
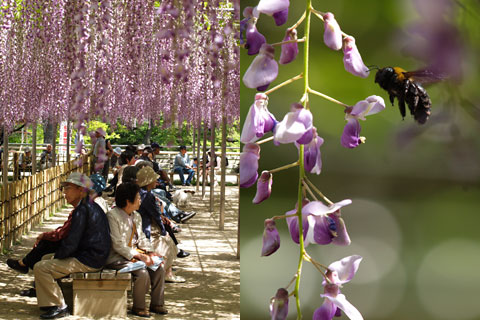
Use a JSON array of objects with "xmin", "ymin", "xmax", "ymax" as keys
[{"xmin": 5, "ymin": 129, "xmax": 205, "ymax": 318}]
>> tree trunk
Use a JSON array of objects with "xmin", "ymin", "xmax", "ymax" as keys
[
  {"xmin": 201, "ymin": 122, "xmax": 208, "ymax": 199},
  {"xmin": 219, "ymin": 112, "xmax": 227, "ymax": 230},
  {"xmin": 209, "ymin": 111, "xmax": 215, "ymax": 213},
  {"xmin": 43, "ymin": 120, "xmax": 55, "ymax": 144}
]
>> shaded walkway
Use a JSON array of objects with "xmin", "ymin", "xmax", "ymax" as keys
[{"xmin": 0, "ymin": 187, "xmax": 239, "ymax": 319}]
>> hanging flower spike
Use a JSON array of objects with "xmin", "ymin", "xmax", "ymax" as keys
[
  {"xmin": 240, "ymin": 143, "xmax": 261, "ymax": 188},
  {"xmin": 253, "ymin": 171, "xmax": 273, "ymax": 204},
  {"xmin": 297, "ymin": 127, "xmax": 324, "ymax": 174},
  {"xmin": 323, "ymin": 12, "xmax": 343, "ymax": 51},
  {"xmin": 285, "ymin": 199, "xmax": 310, "ymax": 246},
  {"xmin": 341, "ymin": 95, "xmax": 385, "ymax": 149},
  {"xmin": 279, "ymin": 29, "xmax": 299, "ymax": 65},
  {"xmin": 257, "ymin": 0, "xmax": 290, "ymax": 26},
  {"xmin": 343, "ymin": 36, "xmax": 369, "ymax": 78},
  {"xmin": 313, "ymin": 256, "xmax": 364, "ymax": 320},
  {"xmin": 303, "ymin": 199, "xmax": 352, "ymax": 246},
  {"xmin": 274, "ymin": 103, "xmax": 313, "ymax": 145},
  {"xmin": 270, "ymin": 288, "xmax": 289, "ymax": 320},
  {"xmin": 243, "ymin": 44, "xmax": 279, "ymax": 91},
  {"xmin": 261, "ymin": 218, "xmax": 280, "ymax": 256},
  {"xmin": 241, "ymin": 93, "xmax": 277, "ymax": 144}
]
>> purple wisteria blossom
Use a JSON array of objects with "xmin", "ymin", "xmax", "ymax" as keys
[
  {"xmin": 274, "ymin": 103, "xmax": 313, "ymax": 145},
  {"xmin": 297, "ymin": 127, "xmax": 324, "ymax": 174},
  {"xmin": 270, "ymin": 288, "xmax": 289, "ymax": 320},
  {"xmin": 261, "ymin": 218, "xmax": 280, "ymax": 256},
  {"xmin": 257, "ymin": 0, "xmax": 290, "ymax": 26},
  {"xmin": 286, "ymin": 199, "xmax": 352, "ymax": 247},
  {"xmin": 241, "ymin": 7, "xmax": 266, "ymax": 55},
  {"xmin": 313, "ymin": 255, "xmax": 363, "ymax": 320},
  {"xmin": 243, "ymin": 44, "xmax": 279, "ymax": 91},
  {"xmin": 279, "ymin": 29, "xmax": 299, "ymax": 64},
  {"xmin": 341, "ymin": 95, "xmax": 385, "ymax": 149},
  {"xmin": 253, "ymin": 171, "xmax": 273, "ymax": 204},
  {"xmin": 241, "ymin": 93, "xmax": 277, "ymax": 144},
  {"xmin": 323, "ymin": 12, "xmax": 343, "ymax": 51},
  {"xmin": 240, "ymin": 143, "xmax": 261, "ymax": 188},
  {"xmin": 343, "ymin": 36, "xmax": 369, "ymax": 78}
]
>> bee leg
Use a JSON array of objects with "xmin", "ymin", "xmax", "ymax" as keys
[
  {"xmin": 389, "ymin": 94, "xmax": 395, "ymax": 106},
  {"xmin": 398, "ymin": 97, "xmax": 406, "ymax": 119},
  {"xmin": 404, "ymin": 80, "xmax": 416, "ymax": 116}
]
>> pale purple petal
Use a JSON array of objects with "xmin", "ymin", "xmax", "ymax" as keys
[
  {"xmin": 343, "ymin": 36, "xmax": 369, "ymax": 78},
  {"xmin": 350, "ymin": 95, "xmax": 386, "ymax": 119},
  {"xmin": 328, "ymin": 255, "xmax": 363, "ymax": 284},
  {"xmin": 261, "ymin": 219, "xmax": 280, "ymax": 256},
  {"xmin": 253, "ymin": 171, "xmax": 273, "ymax": 204},
  {"xmin": 303, "ymin": 199, "xmax": 352, "ymax": 217},
  {"xmin": 273, "ymin": 8, "xmax": 288, "ymax": 26},
  {"xmin": 257, "ymin": 0, "xmax": 289, "ymax": 15},
  {"xmin": 269, "ymin": 288, "xmax": 289, "ymax": 320},
  {"xmin": 243, "ymin": 44, "xmax": 278, "ymax": 91},
  {"xmin": 330, "ymin": 215, "xmax": 351, "ymax": 246},
  {"xmin": 313, "ymin": 299, "xmax": 337, "ymax": 320},
  {"xmin": 240, "ymin": 143, "xmax": 260, "ymax": 188},
  {"xmin": 279, "ymin": 29, "xmax": 298, "ymax": 64},
  {"xmin": 274, "ymin": 104, "xmax": 313, "ymax": 144},
  {"xmin": 323, "ymin": 12, "xmax": 343, "ymax": 51},
  {"xmin": 306, "ymin": 215, "xmax": 334, "ymax": 245},
  {"xmin": 341, "ymin": 118, "xmax": 361, "ymax": 149},
  {"xmin": 241, "ymin": 93, "xmax": 276, "ymax": 144},
  {"xmin": 323, "ymin": 294, "xmax": 363, "ymax": 320},
  {"xmin": 285, "ymin": 207, "xmax": 309, "ymax": 245}
]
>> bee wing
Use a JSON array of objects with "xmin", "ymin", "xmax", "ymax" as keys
[{"xmin": 402, "ymin": 68, "xmax": 447, "ymax": 85}]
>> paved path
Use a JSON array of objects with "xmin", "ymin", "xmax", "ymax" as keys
[{"xmin": 0, "ymin": 186, "xmax": 239, "ymax": 319}]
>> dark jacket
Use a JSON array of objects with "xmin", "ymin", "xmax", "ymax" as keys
[
  {"xmin": 54, "ymin": 197, "xmax": 111, "ymax": 269},
  {"xmin": 138, "ymin": 188, "xmax": 167, "ymax": 239}
]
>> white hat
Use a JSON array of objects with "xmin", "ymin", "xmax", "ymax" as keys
[
  {"xmin": 24, "ymin": 147, "xmax": 31, "ymax": 152},
  {"xmin": 95, "ymin": 127, "xmax": 106, "ymax": 137}
]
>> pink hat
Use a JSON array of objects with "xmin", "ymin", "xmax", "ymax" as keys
[{"xmin": 95, "ymin": 127, "xmax": 106, "ymax": 137}]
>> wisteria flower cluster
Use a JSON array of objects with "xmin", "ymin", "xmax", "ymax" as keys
[
  {"xmin": 0, "ymin": 0, "xmax": 239, "ymax": 137},
  {"xmin": 240, "ymin": 0, "xmax": 385, "ymax": 319}
]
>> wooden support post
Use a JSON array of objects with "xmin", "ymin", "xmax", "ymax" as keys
[
  {"xmin": 66, "ymin": 120, "xmax": 71, "ymax": 162},
  {"xmin": 201, "ymin": 123, "xmax": 208, "ymax": 199},
  {"xmin": 51, "ymin": 123, "xmax": 57, "ymax": 167},
  {"xmin": 32, "ymin": 123, "xmax": 37, "ymax": 174},
  {"xmin": 219, "ymin": 113, "xmax": 227, "ymax": 230},
  {"xmin": 209, "ymin": 113, "xmax": 215, "ymax": 213},
  {"xmin": 195, "ymin": 124, "xmax": 201, "ymax": 192}
]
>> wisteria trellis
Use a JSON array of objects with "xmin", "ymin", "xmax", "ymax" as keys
[{"xmin": 0, "ymin": 0, "xmax": 240, "ymax": 133}]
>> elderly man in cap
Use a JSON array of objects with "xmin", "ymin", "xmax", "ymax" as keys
[
  {"xmin": 18, "ymin": 147, "xmax": 32, "ymax": 178},
  {"xmin": 91, "ymin": 127, "xmax": 106, "ymax": 174},
  {"xmin": 39, "ymin": 144, "xmax": 54, "ymax": 170},
  {"xmin": 173, "ymin": 146, "xmax": 194, "ymax": 186},
  {"xmin": 31, "ymin": 172, "xmax": 111, "ymax": 319}
]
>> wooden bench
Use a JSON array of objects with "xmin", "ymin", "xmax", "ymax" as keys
[{"xmin": 71, "ymin": 269, "xmax": 131, "ymax": 318}]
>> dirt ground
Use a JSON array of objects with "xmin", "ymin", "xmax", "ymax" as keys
[{"xmin": 0, "ymin": 186, "xmax": 239, "ymax": 320}]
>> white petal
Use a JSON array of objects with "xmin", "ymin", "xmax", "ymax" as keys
[
  {"xmin": 324, "ymin": 294, "xmax": 363, "ymax": 320},
  {"xmin": 328, "ymin": 255, "xmax": 363, "ymax": 284}
]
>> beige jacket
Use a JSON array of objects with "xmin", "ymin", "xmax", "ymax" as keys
[{"xmin": 106, "ymin": 207, "xmax": 153, "ymax": 265}]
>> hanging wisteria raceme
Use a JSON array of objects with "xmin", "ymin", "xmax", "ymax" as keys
[{"xmin": 0, "ymin": 0, "xmax": 239, "ymax": 133}]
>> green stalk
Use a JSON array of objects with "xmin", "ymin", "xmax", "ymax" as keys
[{"xmin": 294, "ymin": 2, "xmax": 312, "ymax": 319}]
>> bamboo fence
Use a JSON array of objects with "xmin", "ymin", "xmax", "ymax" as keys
[{"xmin": 0, "ymin": 155, "xmax": 90, "ymax": 252}]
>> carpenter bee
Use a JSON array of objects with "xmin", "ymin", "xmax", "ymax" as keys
[{"xmin": 375, "ymin": 67, "xmax": 442, "ymax": 124}]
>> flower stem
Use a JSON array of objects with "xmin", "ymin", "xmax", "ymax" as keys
[
  {"xmin": 271, "ymin": 38, "xmax": 306, "ymax": 47},
  {"xmin": 255, "ymin": 136, "xmax": 274, "ymax": 145},
  {"xmin": 308, "ymin": 88, "xmax": 349, "ymax": 107},
  {"xmin": 269, "ymin": 161, "xmax": 299, "ymax": 174},
  {"xmin": 304, "ymin": 177, "xmax": 333, "ymax": 205},
  {"xmin": 264, "ymin": 73, "xmax": 303, "ymax": 95},
  {"xmin": 272, "ymin": 212, "xmax": 298, "ymax": 220},
  {"xmin": 302, "ymin": 180, "xmax": 318, "ymax": 201},
  {"xmin": 285, "ymin": 274, "xmax": 298, "ymax": 290},
  {"xmin": 289, "ymin": 11, "xmax": 306, "ymax": 31}
]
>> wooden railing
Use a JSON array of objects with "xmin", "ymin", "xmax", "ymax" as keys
[{"xmin": 0, "ymin": 155, "xmax": 90, "ymax": 252}]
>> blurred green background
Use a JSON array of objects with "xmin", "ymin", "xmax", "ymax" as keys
[{"xmin": 240, "ymin": 1, "xmax": 480, "ymax": 319}]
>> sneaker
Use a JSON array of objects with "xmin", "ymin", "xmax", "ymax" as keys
[
  {"xmin": 177, "ymin": 249, "xmax": 190, "ymax": 258},
  {"xmin": 40, "ymin": 306, "xmax": 69, "ymax": 319},
  {"xmin": 180, "ymin": 211, "xmax": 196, "ymax": 223},
  {"xmin": 7, "ymin": 259, "xmax": 28, "ymax": 274}
]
